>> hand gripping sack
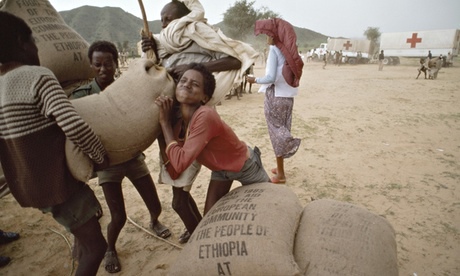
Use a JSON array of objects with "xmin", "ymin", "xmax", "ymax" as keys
[
  {"xmin": 294, "ymin": 199, "xmax": 398, "ymax": 276},
  {"xmin": 169, "ymin": 182, "xmax": 303, "ymax": 276},
  {"xmin": 65, "ymin": 59, "xmax": 175, "ymax": 181},
  {"xmin": 0, "ymin": 0, "xmax": 94, "ymax": 87}
]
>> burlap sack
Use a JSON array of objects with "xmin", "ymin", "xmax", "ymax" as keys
[
  {"xmin": 428, "ymin": 58, "xmax": 443, "ymax": 79},
  {"xmin": 0, "ymin": 0, "xmax": 94, "ymax": 86},
  {"xmin": 65, "ymin": 59, "xmax": 175, "ymax": 181},
  {"xmin": 428, "ymin": 58, "xmax": 442, "ymax": 69},
  {"xmin": 170, "ymin": 182, "xmax": 302, "ymax": 276},
  {"xmin": 294, "ymin": 199, "xmax": 398, "ymax": 276}
]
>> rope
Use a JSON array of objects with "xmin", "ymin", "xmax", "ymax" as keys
[
  {"xmin": 127, "ymin": 216, "xmax": 183, "ymax": 249},
  {"xmin": 48, "ymin": 228, "xmax": 75, "ymax": 276}
]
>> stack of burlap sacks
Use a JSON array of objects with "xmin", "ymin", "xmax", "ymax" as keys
[
  {"xmin": 1, "ymin": 0, "xmax": 176, "ymax": 181},
  {"xmin": 170, "ymin": 183, "xmax": 399, "ymax": 276}
]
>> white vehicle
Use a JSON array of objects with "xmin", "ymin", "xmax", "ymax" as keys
[
  {"xmin": 313, "ymin": 43, "xmax": 328, "ymax": 59},
  {"xmin": 325, "ymin": 38, "xmax": 376, "ymax": 64},
  {"xmin": 379, "ymin": 29, "xmax": 460, "ymax": 65}
]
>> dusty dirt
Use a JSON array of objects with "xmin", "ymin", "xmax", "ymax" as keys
[{"xmin": 1, "ymin": 59, "xmax": 459, "ymax": 275}]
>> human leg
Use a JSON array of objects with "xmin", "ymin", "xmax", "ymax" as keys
[
  {"xmin": 119, "ymin": 154, "xmax": 170, "ymax": 238},
  {"xmin": 172, "ymin": 187, "xmax": 202, "ymax": 234},
  {"xmin": 101, "ymin": 182, "xmax": 125, "ymax": 273},
  {"xmin": 132, "ymin": 175, "xmax": 171, "ymax": 239},
  {"xmin": 71, "ymin": 216, "xmax": 107, "ymax": 276},
  {"xmin": 172, "ymin": 187, "xmax": 202, "ymax": 243},
  {"xmin": 264, "ymin": 86, "xmax": 301, "ymax": 159},
  {"xmin": 264, "ymin": 88, "xmax": 300, "ymax": 183},
  {"xmin": 271, "ymin": 156, "xmax": 286, "ymax": 184},
  {"xmin": 204, "ymin": 180, "xmax": 233, "ymax": 215},
  {"xmin": 40, "ymin": 183, "xmax": 106, "ymax": 275}
]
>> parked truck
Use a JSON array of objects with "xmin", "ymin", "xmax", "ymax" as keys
[
  {"xmin": 312, "ymin": 43, "xmax": 328, "ymax": 60},
  {"xmin": 325, "ymin": 38, "xmax": 376, "ymax": 65},
  {"xmin": 379, "ymin": 29, "xmax": 460, "ymax": 65}
]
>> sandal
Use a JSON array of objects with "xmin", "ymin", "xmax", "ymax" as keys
[
  {"xmin": 0, "ymin": 231, "xmax": 19, "ymax": 245},
  {"xmin": 0, "ymin": 256, "xmax": 11, "ymax": 267},
  {"xmin": 178, "ymin": 230, "xmax": 191, "ymax": 244},
  {"xmin": 270, "ymin": 175, "xmax": 286, "ymax": 184},
  {"xmin": 149, "ymin": 221, "xmax": 172, "ymax": 239},
  {"xmin": 104, "ymin": 251, "xmax": 121, "ymax": 273}
]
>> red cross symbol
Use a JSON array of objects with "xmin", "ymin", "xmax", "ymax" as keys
[
  {"xmin": 406, "ymin": 33, "xmax": 422, "ymax": 48},
  {"xmin": 343, "ymin": 41, "xmax": 353, "ymax": 50}
]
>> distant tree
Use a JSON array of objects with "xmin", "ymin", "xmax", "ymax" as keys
[
  {"xmin": 364, "ymin": 27, "xmax": 381, "ymax": 44},
  {"xmin": 222, "ymin": 0, "xmax": 257, "ymax": 40},
  {"xmin": 257, "ymin": 6, "xmax": 279, "ymax": 20},
  {"xmin": 222, "ymin": 0, "xmax": 279, "ymax": 40}
]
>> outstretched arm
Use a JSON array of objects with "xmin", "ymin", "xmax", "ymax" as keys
[{"xmin": 169, "ymin": 56, "xmax": 241, "ymax": 79}]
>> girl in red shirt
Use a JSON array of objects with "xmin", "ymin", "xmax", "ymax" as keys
[{"xmin": 155, "ymin": 63, "xmax": 270, "ymax": 234}]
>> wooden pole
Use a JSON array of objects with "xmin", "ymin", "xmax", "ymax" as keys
[{"xmin": 138, "ymin": 0, "xmax": 157, "ymax": 62}]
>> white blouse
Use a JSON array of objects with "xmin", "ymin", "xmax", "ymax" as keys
[{"xmin": 256, "ymin": 45, "xmax": 298, "ymax": 98}]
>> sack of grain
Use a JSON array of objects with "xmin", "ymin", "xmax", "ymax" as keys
[
  {"xmin": 65, "ymin": 59, "xmax": 175, "ymax": 181},
  {"xmin": 428, "ymin": 58, "xmax": 443, "ymax": 79},
  {"xmin": 170, "ymin": 182, "xmax": 302, "ymax": 276},
  {"xmin": 428, "ymin": 58, "xmax": 442, "ymax": 69},
  {"xmin": 294, "ymin": 199, "xmax": 398, "ymax": 276},
  {"xmin": 0, "ymin": 0, "xmax": 94, "ymax": 86}
]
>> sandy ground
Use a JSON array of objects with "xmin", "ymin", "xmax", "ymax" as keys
[{"xmin": 1, "ymin": 59, "xmax": 459, "ymax": 275}]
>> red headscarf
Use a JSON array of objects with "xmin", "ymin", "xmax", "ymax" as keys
[{"xmin": 254, "ymin": 18, "xmax": 304, "ymax": 87}]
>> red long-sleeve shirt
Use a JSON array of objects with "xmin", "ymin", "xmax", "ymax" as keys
[{"xmin": 166, "ymin": 106, "xmax": 248, "ymax": 173}]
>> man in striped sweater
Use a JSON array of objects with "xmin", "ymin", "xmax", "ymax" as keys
[{"xmin": 0, "ymin": 11, "xmax": 108, "ymax": 275}]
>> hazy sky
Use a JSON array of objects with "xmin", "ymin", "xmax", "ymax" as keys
[{"xmin": 50, "ymin": 0, "xmax": 460, "ymax": 38}]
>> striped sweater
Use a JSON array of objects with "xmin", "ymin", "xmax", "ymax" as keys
[{"xmin": 0, "ymin": 65, "xmax": 106, "ymax": 208}]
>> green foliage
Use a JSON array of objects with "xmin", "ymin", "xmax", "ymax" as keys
[
  {"xmin": 364, "ymin": 27, "xmax": 381, "ymax": 44},
  {"xmin": 222, "ymin": 0, "xmax": 258, "ymax": 40},
  {"xmin": 222, "ymin": 0, "xmax": 279, "ymax": 41},
  {"xmin": 257, "ymin": 6, "xmax": 279, "ymax": 20},
  {"xmin": 221, "ymin": 1, "xmax": 327, "ymax": 52}
]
